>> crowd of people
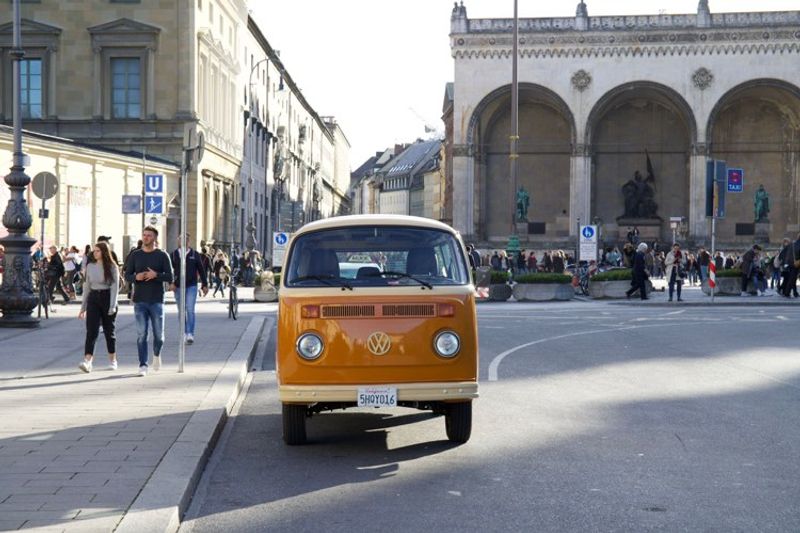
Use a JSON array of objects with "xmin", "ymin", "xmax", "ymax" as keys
[
  {"xmin": 0, "ymin": 231, "xmax": 275, "ymax": 377},
  {"xmin": 464, "ymin": 231, "xmax": 800, "ymax": 300}
]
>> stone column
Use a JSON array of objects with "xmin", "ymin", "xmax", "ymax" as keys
[
  {"xmin": 92, "ymin": 46, "xmax": 102, "ymax": 118},
  {"xmin": 689, "ymin": 144, "xmax": 709, "ymax": 242},
  {"xmin": 146, "ymin": 47, "xmax": 156, "ymax": 119},
  {"xmin": 452, "ymin": 144, "xmax": 475, "ymax": 237},
  {"xmin": 570, "ymin": 145, "xmax": 592, "ymax": 237}
]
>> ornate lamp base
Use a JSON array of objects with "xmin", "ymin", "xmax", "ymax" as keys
[{"xmin": 0, "ymin": 233, "xmax": 39, "ymax": 328}]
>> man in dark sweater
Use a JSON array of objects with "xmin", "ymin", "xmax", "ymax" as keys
[
  {"xmin": 170, "ymin": 234, "xmax": 208, "ymax": 345},
  {"xmin": 124, "ymin": 226, "xmax": 174, "ymax": 376}
]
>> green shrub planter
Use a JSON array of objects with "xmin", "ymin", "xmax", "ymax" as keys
[
  {"xmin": 701, "ymin": 271, "xmax": 756, "ymax": 296},
  {"xmin": 513, "ymin": 273, "xmax": 572, "ymax": 284},
  {"xmin": 589, "ymin": 269, "xmax": 653, "ymax": 299},
  {"xmin": 489, "ymin": 283, "xmax": 512, "ymax": 302},
  {"xmin": 513, "ymin": 283, "xmax": 574, "ymax": 301},
  {"xmin": 254, "ymin": 272, "xmax": 279, "ymax": 302}
]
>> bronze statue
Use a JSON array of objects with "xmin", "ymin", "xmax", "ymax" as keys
[
  {"xmin": 515, "ymin": 186, "xmax": 530, "ymax": 222},
  {"xmin": 621, "ymin": 170, "xmax": 658, "ymax": 218},
  {"xmin": 754, "ymin": 184, "xmax": 770, "ymax": 222}
]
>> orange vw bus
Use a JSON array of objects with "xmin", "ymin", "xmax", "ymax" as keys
[{"xmin": 277, "ymin": 215, "xmax": 478, "ymax": 445}]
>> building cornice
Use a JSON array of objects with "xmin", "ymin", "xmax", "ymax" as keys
[
  {"xmin": 461, "ymin": 11, "xmax": 800, "ymax": 34},
  {"xmin": 452, "ymin": 28, "xmax": 800, "ymax": 59}
]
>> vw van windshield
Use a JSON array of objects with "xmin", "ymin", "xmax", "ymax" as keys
[{"xmin": 284, "ymin": 226, "xmax": 470, "ymax": 288}]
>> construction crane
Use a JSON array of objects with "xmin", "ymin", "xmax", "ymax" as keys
[{"xmin": 408, "ymin": 107, "xmax": 441, "ymax": 138}]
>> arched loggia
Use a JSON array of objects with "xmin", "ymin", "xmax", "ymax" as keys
[
  {"xmin": 586, "ymin": 81, "xmax": 698, "ymax": 244},
  {"xmin": 467, "ymin": 83, "xmax": 577, "ymax": 241}
]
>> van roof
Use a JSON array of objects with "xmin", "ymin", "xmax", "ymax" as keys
[{"xmin": 294, "ymin": 215, "xmax": 458, "ymax": 237}]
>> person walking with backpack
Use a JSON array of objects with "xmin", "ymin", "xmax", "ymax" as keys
[
  {"xmin": 78, "ymin": 242, "xmax": 119, "ymax": 373},
  {"xmin": 124, "ymin": 226, "xmax": 173, "ymax": 376},
  {"xmin": 170, "ymin": 234, "xmax": 208, "ymax": 345}
]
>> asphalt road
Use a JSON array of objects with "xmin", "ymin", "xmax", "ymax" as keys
[{"xmin": 181, "ymin": 303, "xmax": 800, "ymax": 532}]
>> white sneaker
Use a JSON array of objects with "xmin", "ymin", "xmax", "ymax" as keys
[
  {"xmin": 108, "ymin": 360, "xmax": 118, "ymax": 371},
  {"xmin": 740, "ymin": 292, "xmax": 748, "ymax": 297},
  {"xmin": 186, "ymin": 333, "xmax": 194, "ymax": 345},
  {"xmin": 152, "ymin": 355, "xmax": 161, "ymax": 372},
  {"xmin": 78, "ymin": 360, "xmax": 92, "ymax": 373},
  {"xmin": 138, "ymin": 365, "xmax": 148, "ymax": 377}
]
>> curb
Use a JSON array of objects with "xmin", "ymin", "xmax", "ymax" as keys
[{"xmin": 114, "ymin": 315, "xmax": 267, "ymax": 533}]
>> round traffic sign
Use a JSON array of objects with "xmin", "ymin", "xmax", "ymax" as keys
[
  {"xmin": 32, "ymin": 172, "xmax": 58, "ymax": 200},
  {"xmin": 274, "ymin": 233, "xmax": 288, "ymax": 246},
  {"xmin": 581, "ymin": 226, "xmax": 595, "ymax": 239}
]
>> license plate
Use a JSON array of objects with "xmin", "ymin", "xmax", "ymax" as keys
[{"xmin": 357, "ymin": 386, "xmax": 397, "ymax": 408}]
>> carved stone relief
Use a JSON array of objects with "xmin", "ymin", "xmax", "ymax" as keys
[
  {"xmin": 571, "ymin": 69, "xmax": 592, "ymax": 92},
  {"xmin": 692, "ymin": 67, "xmax": 714, "ymax": 90}
]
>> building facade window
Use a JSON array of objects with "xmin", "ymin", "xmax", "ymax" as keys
[
  {"xmin": 110, "ymin": 57, "xmax": 141, "ymax": 119},
  {"xmin": 88, "ymin": 18, "xmax": 159, "ymax": 120},
  {"xmin": 20, "ymin": 58, "xmax": 42, "ymax": 119},
  {"xmin": 0, "ymin": 19, "xmax": 61, "ymax": 121}
]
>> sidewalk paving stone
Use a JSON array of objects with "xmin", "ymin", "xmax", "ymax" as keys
[{"xmin": 0, "ymin": 291, "xmax": 272, "ymax": 531}]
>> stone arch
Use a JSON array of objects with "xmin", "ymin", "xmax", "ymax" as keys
[
  {"xmin": 586, "ymin": 81, "xmax": 698, "ymax": 244},
  {"xmin": 706, "ymin": 79, "xmax": 800, "ymax": 243},
  {"xmin": 467, "ymin": 83, "xmax": 578, "ymax": 242}
]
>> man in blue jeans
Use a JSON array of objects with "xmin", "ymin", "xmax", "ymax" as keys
[
  {"xmin": 124, "ymin": 226, "xmax": 174, "ymax": 376},
  {"xmin": 170, "ymin": 234, "xmax": 208, "ymax": 345}
]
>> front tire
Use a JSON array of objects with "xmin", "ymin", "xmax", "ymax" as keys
[
  {"xmin": 444, "ymin": 401, "xmax": 472, "ymax": 443},
  {"xmin": 282, "ymin": 403, "xmax": 307, "ymax": 445}
]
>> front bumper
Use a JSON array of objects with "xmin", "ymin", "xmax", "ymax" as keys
[{"xmin": 279, "ymin": 381, "xmax": 479, "ymax": 404}]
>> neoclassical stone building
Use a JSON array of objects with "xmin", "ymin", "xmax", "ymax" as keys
[{"xmin": 449, "ymin": 1, "xmax": 800, "ymax": 246}]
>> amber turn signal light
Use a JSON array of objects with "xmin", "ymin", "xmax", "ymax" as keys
[
  {"xmin": 438, "ymin": 303, "xmax": 455, "ymax": 317},
  {"xmin": 301, "ymin": 305, "xmax": 320, "ymax": 318}
]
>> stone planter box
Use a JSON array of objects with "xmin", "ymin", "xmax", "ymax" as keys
[
  {"xmin": 701, "ymin": 277, "xmax": 755, "ymax": 296},
  {"xmin": 589, "ymin": 279, "xmax": 653, "ymax": 299},
  {"xmin": 512, "ymin": 283, "xmax": 574, "ymax": 302},
  {"xmin": 488, "ymin": 283, "xmax": 512, "ymax": 302},
  {"xmin": 254, "ymin": 284, "xmax": 278, "ymax": 302}
]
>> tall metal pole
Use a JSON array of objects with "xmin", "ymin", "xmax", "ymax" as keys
[
  {"xmin": 509, "ymin": 0, "xmax": 519, "ymax": 237},
  {"xmin": 0, "ymin": 0, "xmax": 38, "ymax": 328},
  {"xmin": 141, "ymin": 146, "xmax": 146, "ymax": 231},
  {"xmin": 178, "ymin": 148, "xmax": 188, "ymax": 373}
]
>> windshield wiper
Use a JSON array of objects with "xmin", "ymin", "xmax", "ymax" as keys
[
  {"xmin": 292, "ymin": 275, "xmax": 353, "ymax": 290},
  {"xmin": 377, "ymin": 271, "xmax": 433, "ymax": 290}
]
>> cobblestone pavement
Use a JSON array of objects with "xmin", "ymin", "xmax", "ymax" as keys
[{"xmin": 0, "ymin": 290, "xmax": 271, "ymax": 532}]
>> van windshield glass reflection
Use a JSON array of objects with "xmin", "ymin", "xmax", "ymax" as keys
[{"xmin": 285, "ymin": 226, "xmax": 470, "ymax": 288}]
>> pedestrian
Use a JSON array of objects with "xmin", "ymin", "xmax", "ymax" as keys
[
  {"xmin": 170, "ymin": 234, "xmax": 209, "ymax": 345},
  {"xmin": 542, "ymin": 251, "xmax": 553, "ymax": 272},
  {"xmin": 490, "ymin": 251, "xmax": 501, "ymax": 271},
  {"xmin": 465, "ymin": 244, "xmax": 477, "ymax": 270},
  {"xmin": 516, "ymin": 249, "xmax": 527, "ymax": 274},
  {"xmin": 124, "ymin": 226, "xmax": 174, "ymax": 377},
  {"xmin": 665, "ymin": 243, "xmax": 686, "ymax": 302},
  {"xmin": 625, "ymin": 242, "xmax": 650, "ymax": 300},
  {"xmin": 468, "ymin": 244, "xmax": 481, "ymax": 272},
  {"xmin": 45, "ymin": 245, "xmax": 69, "ymax": 304},
  {"xmin": 778, "ymin": 238, "xmax": 798, "ymax": 297},
  {"xmin": 714, "ymin": 251, "xmax": 724, "ymax": 272},
  {"xmin": 552, "ymin": 250, "xmax": 565, "ymax": 274},
  {"xmin": 697, "ymin": 247, "xmax": 710, "ymax": 283},
  {"xmin": 527, "ymin": 251, "xmax": 537, "ymax": 272},
  {"xmin": 212, "ymin": 251, "xmax": 228, "ymax": 297},
  {"xmin": 97, "ymin": 235, "xmax": 120, "ymax": 265},
  {"xmin": 63, "ymin": 246, "xmax": 79, "ymax": 299},
  {"xmin": 78, "ymin": 242, "xmax": 119, "ymax": 373},
  {"xmin": 739, "ymin": 244, "xmax": 761, "ymax": 296}
]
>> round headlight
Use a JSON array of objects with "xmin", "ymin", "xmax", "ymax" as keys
[
  {"xmin": 434, "ymin": 331, "xmax": 460, "ymax": 358},
  {"xmin": 296, "ymin": 333, "xmax": 324, "ymax": 360}
]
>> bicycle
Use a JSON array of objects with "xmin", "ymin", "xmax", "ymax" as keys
[
  {"xmin": 570, "ymin": 262, "xmax": 591, "ymax": 296},
  {"xmin": 228, "ymin": 267, "xmax": 239, "ymax": 320}
]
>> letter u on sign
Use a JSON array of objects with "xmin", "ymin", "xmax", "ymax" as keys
[{"xmin": 145, "ymin": 174, "xmax": 164, "ymax": 194}]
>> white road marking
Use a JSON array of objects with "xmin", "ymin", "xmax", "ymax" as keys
[
  {"xmin": 665, "ymin": 310, "xmax": 685, "ymax": 316},
  {"xmin": 777, "ymin": 315, "xmax": 789, "ymax": 321},
  {"xmin": 487, "ymin": 323, "xmax": 686, "ymax": 381}
]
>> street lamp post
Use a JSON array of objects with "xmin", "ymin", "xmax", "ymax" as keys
[
  {"xmin": 245, "ymin": 59, "xmax": 269, "ymax": 254},
  {"xmin": 506, "ymin": 0, "xmax": 520, "ymax": 263},
  {"xmin": 0, "ymin": 0, "xmax": 38, "ymax": 328}
]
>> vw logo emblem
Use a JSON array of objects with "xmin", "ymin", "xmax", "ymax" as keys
[{"xmin": 366, "ymin": 332, "xmax": 391, "ymax": 356}]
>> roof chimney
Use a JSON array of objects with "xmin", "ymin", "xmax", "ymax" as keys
[{"xmin": 697, "ymin": 0, "xmax": 711, "ymax": 28}]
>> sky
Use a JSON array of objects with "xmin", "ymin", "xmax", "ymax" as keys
[{"xmin": 250, "ymin": 0, "xmax": 798, "ymax": 170}]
